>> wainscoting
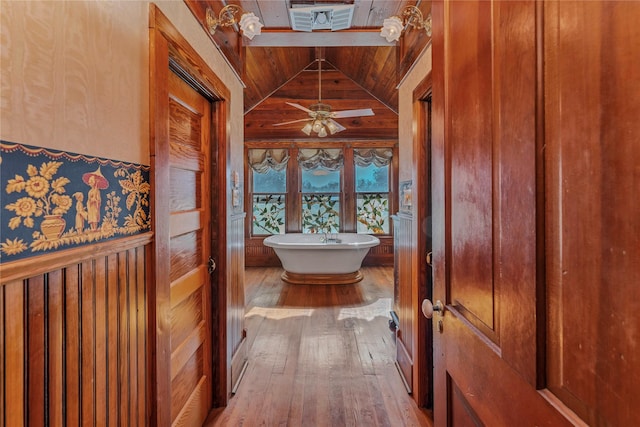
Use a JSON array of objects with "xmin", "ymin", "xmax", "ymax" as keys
[
  {"xmin": 392, "ymin": 212, "xmax": 415, "ymax": 393},
  {"xmin": 1, "ymin": 233, "xmax": 152, "ymax": 426},
  {"xmin": 228, "ymin": 213, "xmax": 248, "ymax": 393}
]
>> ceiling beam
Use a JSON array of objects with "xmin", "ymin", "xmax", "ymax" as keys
[{"xmin": 244, "ymin": 29, "xmax": 393, "ymax": 47}]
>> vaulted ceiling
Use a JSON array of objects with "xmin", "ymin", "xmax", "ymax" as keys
[{"xmin": 186, "ymin": 0, "xmax": 432, "ymax": 140}]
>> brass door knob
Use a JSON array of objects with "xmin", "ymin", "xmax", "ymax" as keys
[{"xmin": 421, "ymin": 299, "xmax": 444, "ymax": 319}]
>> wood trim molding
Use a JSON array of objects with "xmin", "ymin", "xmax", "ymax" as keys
[
  {"xmin": 0, "ymin": 232, "xmax": 153, "ymax": 284},
  {"xmin": 411, "ymin": 72, "xmax": 433, "ymax": 408},
  {"xmin": 281, "ymin": 270, "xmax": 364, "ymax": 285},
  {"xmin": 149, "ymin": 5, "xmax": 234, "ymax": 422}
]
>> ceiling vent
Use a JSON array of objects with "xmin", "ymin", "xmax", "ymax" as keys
[{"xmin": 289, "ymin": 4, "xmax": 354, "ymax": 32}]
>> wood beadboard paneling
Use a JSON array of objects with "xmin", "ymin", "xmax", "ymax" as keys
[
  {"xmin": 394, "ymin": 212, "xmax": 414, "ymax": 392},
  {"xmin": 245, "ymin": 236, "xmax": 394, "ymax": 268},
  {"xmin": 1, "ymin": 236, "xmax": 150, "ymax": 426},
  {"xmin": 229, "ymin": 213, "xmax": 247, "ymax": 392},
  {"xmin": 245, "ymin": 238, "xmax": 282, "ymax": 267}
]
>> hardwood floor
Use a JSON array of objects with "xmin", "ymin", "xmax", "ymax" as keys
[{"xmin": 205, "ymin": 266, "xmax": 432, "ymax": 426}]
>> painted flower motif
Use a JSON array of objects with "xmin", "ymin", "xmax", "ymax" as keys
[
  {"xmin": 5, "ymin": 161, "xmax": 71, "ymax": 230},
  {"xmin": 51, "ymin": 194, "xmax": 72, "ymax": 215},
  {"xmin": 6, "ymin": 197, "xmax": 37, "ymax": 229},
  {"xmin": 10, "ymin": 197, "xmax": 37, "ymax": 217},
  {"xmin": 25, "ymin": 176, "xmax": 50, "ymax": 198},
  {"xmin": 1, "ymin": 238, "xmax": 28, "ymax": 255}
]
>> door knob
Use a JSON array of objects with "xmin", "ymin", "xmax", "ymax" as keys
[
  {"xmin": 421, "ymin": 299, "xmax": 444, "ymax": 319},
  {"xmin": 208, "ymin": 257, "xmax": 216, "ymax": 274}
]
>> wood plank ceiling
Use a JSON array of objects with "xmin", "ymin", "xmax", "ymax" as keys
[{"xmin": 188, "ymin": 0, "xmax": 432, "ymax": 140}]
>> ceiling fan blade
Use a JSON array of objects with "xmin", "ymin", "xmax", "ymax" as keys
[
  {"xmin": 285, "ymin": 102, "xmax": 314, "ymax": 114},
  {"xmin": 272, "ymin": 118, "xmax": 312, "ymax": 127},
  {"xmin": 327, "ymin": 118, "xmax": 346, "ymax": 134},
  {"xmin": 332, "ymin": 108, "xmax": 375, "ymax": 118}
]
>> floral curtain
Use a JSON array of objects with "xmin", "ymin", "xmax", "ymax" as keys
[
  {"xmin": 247, "ymin": 148, "xmax": 290, "ymax": 173},
  {"xmin": 353, "ymin": 148, "xmax": 393, "ymax": 167},
  {"xmin": 297, "ymin": 148, "xmax": 344, "ymax": 171}
]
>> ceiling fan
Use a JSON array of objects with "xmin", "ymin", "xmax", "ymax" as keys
[{"xmin": 273, "ymin": 59, "xmax": 375, "ymax": 137}]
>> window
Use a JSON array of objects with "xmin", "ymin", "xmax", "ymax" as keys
[
  {"xmin": 246, "ymin": 144, "xmax": 396, "ymax": 237},
  {"xmin": 354, "ymin": 148, "xmax": 392, "ymax": 234},
  {"xmin": 248, "ymin": 149, "xmax": 289, "ymax": 235},
  {"xmin": 299, "ymin": 148, "xmax": 343, "ymax": 233},
  {"xmin": 301, "ymin": 167, "xmax": 341, "ymax": 233}
]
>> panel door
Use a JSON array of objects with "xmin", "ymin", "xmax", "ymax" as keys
[
  {"xmin": 431, "ymin": 1, "xmax": 639, "ymax": 425},
  {"xmin": 543, "ymin": 1, "xmax": 640, "ymax": 425},
  {"xmin": 167, "ymin": 70, "xmax": 213, "ymax": 426}
]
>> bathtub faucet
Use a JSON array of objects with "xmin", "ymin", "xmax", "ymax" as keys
[{"xmin": 322, "ymin": 232, "xmax": 340, "ymax": 243}]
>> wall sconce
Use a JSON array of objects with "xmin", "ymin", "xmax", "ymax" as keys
[
  {"xmin": 380, "ymin": 5, "xmax": 432, "ymax": 43},
  {"xmin": 206, "ymin": 5, "xmax": 263, "ymax": 40}
]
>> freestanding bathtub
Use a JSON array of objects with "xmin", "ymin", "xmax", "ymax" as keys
[{"xmin": 263, "ymin": 233, "xmax": 380, "ymax": 284}]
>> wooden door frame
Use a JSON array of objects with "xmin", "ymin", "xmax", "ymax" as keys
[
  {"xmin": 148, "ymin": 5, "xmax": 231, "ymax": 425},
  {"xmin": 412, "ymin": 73, "xmax": 433, "ymax": 408}
]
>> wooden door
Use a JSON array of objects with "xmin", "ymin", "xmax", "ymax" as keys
[
  {"xmin": 414, "ymin": 78, "xmax": 434, "ymax": 408},
  {"xmin": 166, "ymin": 70, "xmax": 214, "ymax": 426},
  {"xmin": 430, "ymin": 0, "xmax": 639, "ymax": 425}
]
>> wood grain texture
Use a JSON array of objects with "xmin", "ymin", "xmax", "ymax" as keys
[
  {"xmin": 544, "ymin": 1, "xmax": 640, "ymax": 425},
  {"xmin": 0, "ymin": 286, "xmax": 3, "ymax": 426},
  {"xmin": 4, "ymin": 281, "xmax": 25, "ymax": 427},
  {"xmin": 0, "ymin": 233, "xmax": 152, "ymax": 284},
  {"xmin": 280, "ymin": 270, "xmax": 364, "ymax": 285},
  {"xmin": 205, "ymin": 266, "xmax": 432, "ymax": 427},
  {"xmin": 165, "ymin": 64, "xmax": 213, "ymax": 427},
  {"xmin": 430, "ymin": 0, "xmax": 639, "ymax": 425},
  {"xmin": 244, "ymin": 68, "xmax": 398, "ymax": 141},
  {"xmin": 186, "ymin": 1, "xmax": 427, "ymax": 114},
  {"xmin": 412, "ymin": 74, "xmax": 433, "ymax": 408},
  {"xmin": 228, "ymin": 214, "xmax": 247, "ymax": 392},
  {"xmin": 447, "ymin": 0, "xmax": 496, "ymax": 335},
  {"xmin": 394, "ymin": 212, "xmax": 415, "ymax": 394},
  {"xmin": 150, "ymin": 5, "xmax": 234, "ymax": 412},
  {"xmin": 0, "ymin": 242, "xmax": 149, "ymax": 426}
]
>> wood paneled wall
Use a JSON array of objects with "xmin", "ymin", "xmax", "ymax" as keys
[
  {"xmin": 228, "ymin": 213, "xmax": 247, "ymax": 393},
  {"xmin": 1, "ymin": 233, "xmax": 152, "ymax": 426},
  {"xmin": 393, "ymin": 212, "xmax": 415, "ymax": 392}
]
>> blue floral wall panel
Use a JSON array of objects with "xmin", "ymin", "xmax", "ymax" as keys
[{"xmin": 1, "ymin": 141, "xmax": 151, "ymax": 263}]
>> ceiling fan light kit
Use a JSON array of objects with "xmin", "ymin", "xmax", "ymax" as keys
[{"xmin": 273, "ymin": 59, "xmax": 374, "ymax": 137}]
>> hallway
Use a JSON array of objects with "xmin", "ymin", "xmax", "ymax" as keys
[{"xmin": 205, "ymin": 267, "xmax": 431, "ymax": 426}]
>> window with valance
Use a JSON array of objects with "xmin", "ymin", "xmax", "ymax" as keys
[
  {"xmin": 248, "ymin": 149, "xmax": 289, "ymax": 235},
  {"xmin": 299, "ymin": 149, "xmax": 343, "ymax": 233},
  {"xmin": 247, "ymin": 145, "xmax": 395, "ymax": 236},
  {"xmin": 354, "ymin": 148, "xmax": 392, "ymax": 234}
]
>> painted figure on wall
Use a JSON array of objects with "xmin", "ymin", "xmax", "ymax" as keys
[
  {"xmin": 1, "ymin": 142, "xmax": 151, "ymax": 262},
  {"xmin": 83, "ymin": 167, "xmax": 109, "ymax": 231},
  {"xmin": 73, "ymin": 192, "xmax": 88, "ymax": 232}
]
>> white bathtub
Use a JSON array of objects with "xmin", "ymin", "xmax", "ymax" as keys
[{"xmin": 263, "ymin": 233, "xmax": 380, "ymax": 284}]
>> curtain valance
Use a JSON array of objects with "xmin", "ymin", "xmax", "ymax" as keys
[
  {"xmin": 248, "ymin": 149, "xmax": 290, "ymax": 173},
  {"xmin": 297, "ymin": 148, "xmax": 344, "ymax": 171},
  {"xmin": 353, "ymin": 148, "xmax": 393, "ymax": 167}
]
